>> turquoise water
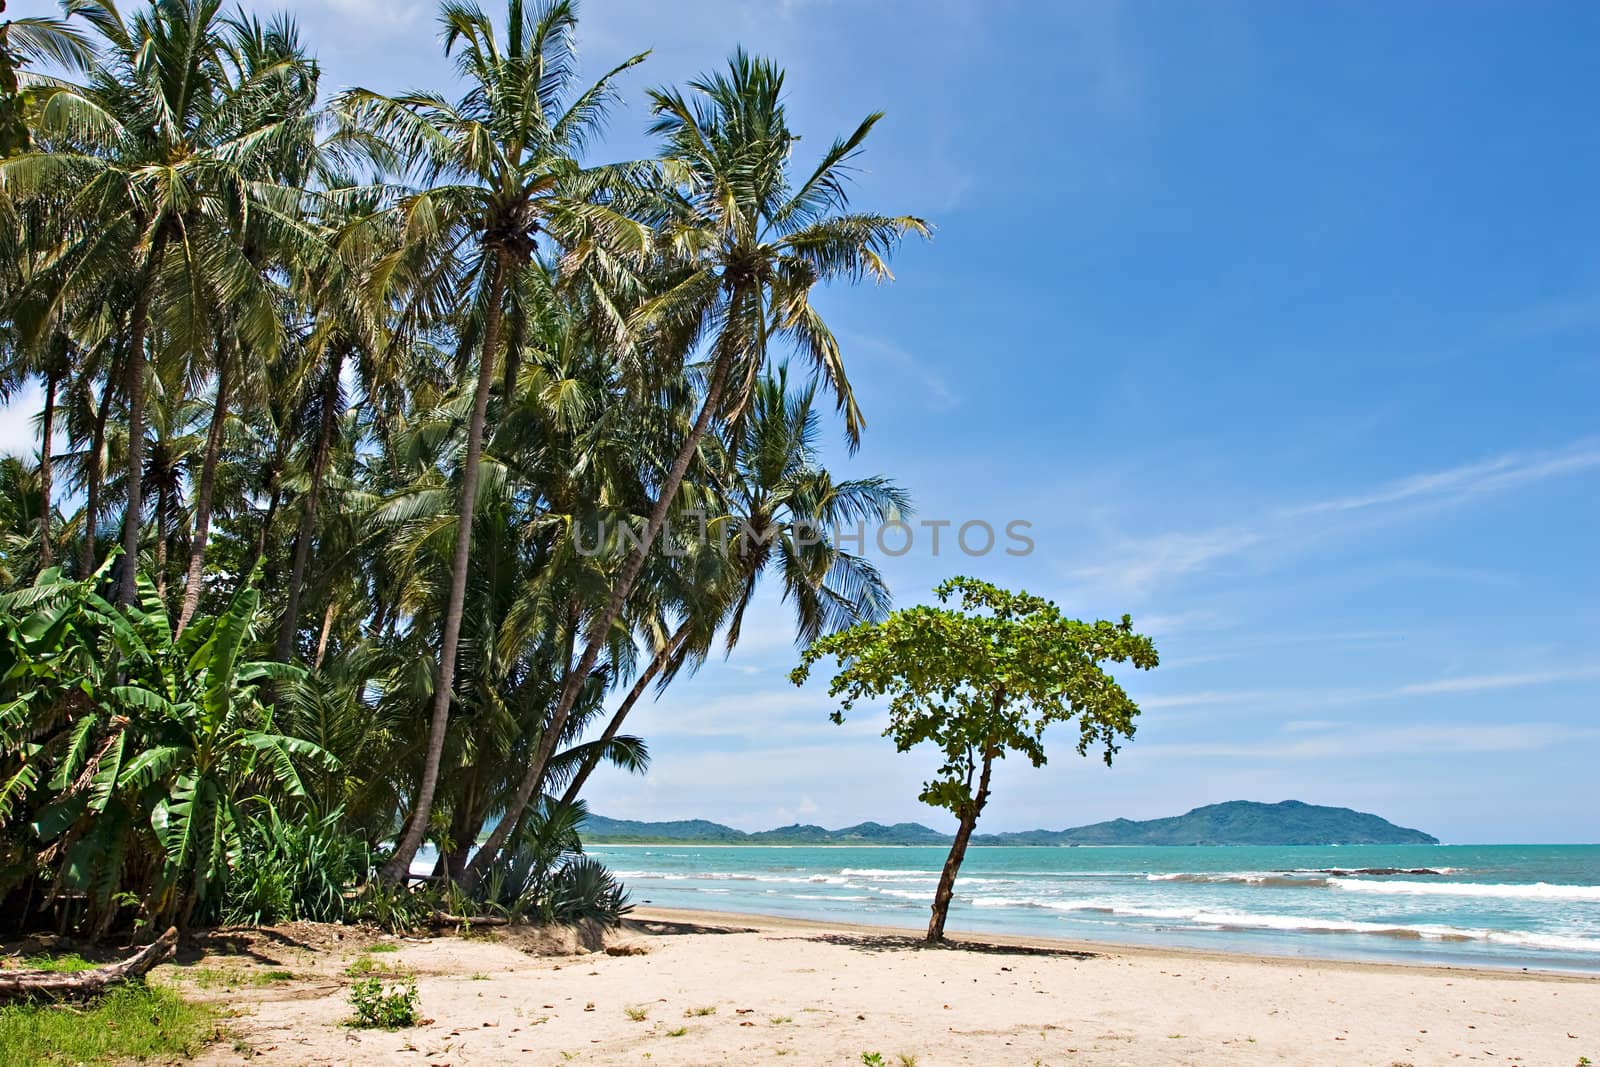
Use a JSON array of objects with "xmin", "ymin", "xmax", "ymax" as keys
[{"xmin": 589, "ymin": 843, "xmax": 1600, "ymax": 972}]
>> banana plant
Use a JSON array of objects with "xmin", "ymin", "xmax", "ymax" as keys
[{"xmin": 0, "ymin": 560, "xmax": 336, "ymax": 932}]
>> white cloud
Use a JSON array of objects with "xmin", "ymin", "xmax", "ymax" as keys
[
  {"xmin": 1068, "ymin": 526, "xmax": 1261, "ymax": 599},
  {"xmin": 1141, "ymin": 722, "xmax": 1600, "ymax": 761},
  {"xmin": 1067, "ymin": 438, "xmax": 1600, "ymax": 602},
  {"xmin": 1399, "ymin": 667, "xmax": 1600, "ymax": 696},
  {"xmin": 1286, "ymin": 440, "xmax": 1600, "ymax": 518},
  {"xmin": 0, "ymin": 381, "xmax": 44, "ymax": 458}
]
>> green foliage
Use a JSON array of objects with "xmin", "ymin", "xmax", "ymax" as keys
[
  {"xmin": 793, "ymin": 577, "xmax": 1158, "ymax": 818},
  {"xmin": 348, "ymin": 974, "xmax": 419, "ymax": 1029},
  {"xmin": 18, "ymin": 952, "xmax": 94, "ymax": 973},
  {"xmin": 0, "ymin": 566, "xmax": 332, "ymax": 932},
  {"xmin": 347, "ymin": 879, "xmax": 438, "ymax": 934},
  {"xmin": 222, "ymin": 804, "xmax": 372, "ymax": 925},
  {"xmin": 1, "ymin": 0, "xmax": 920, "ymax": 940},
  {"xmin": 545, "ymin": 855, "xmax": 632, "ymax": 925},
  {"xmin": 794, "ymin": 577, "xmax": 1156, "ymax": 940},
  {"xmin": 471, "ymin": 801, "xmax": 631, "ymax": 926},
  {"xmin": 0, "ymin": 982, "xmax": 217, "ymax": 1064}
]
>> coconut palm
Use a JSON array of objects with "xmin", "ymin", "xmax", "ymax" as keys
[
  {"xmin": 341, "ymin": 0, "xmax": 650, "ymax": 883},
  {"xmin": 555, "ymin": 369, "xmax": 908, "ymax": 808},
  {"xmin": 465, "ymin": 49, "xmax": 927, "ymax": 887},
  {"xmin": 2, "ymin": 0, "xmax": 320, "ymax": 606},
  {"xmin": 0, "ymin": 2, "xmax": 93, "ymax": 155}
]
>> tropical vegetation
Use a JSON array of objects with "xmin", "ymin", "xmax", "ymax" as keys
[
  {"xmin": 0, "ymin": 0, "xmax": 923, "ymax": 940},
  {"xmin": 792, "ymin": 577, "xmax": 1158, "ymax": 943}
]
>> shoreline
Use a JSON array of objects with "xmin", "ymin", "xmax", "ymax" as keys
[
  {"xmin": 182, "ymin": 911, "xmax": 1600, "ymax": 1065},
  {"xmin": 628, "ymin": 904, "xmax": 1600, "ymax": 982}
]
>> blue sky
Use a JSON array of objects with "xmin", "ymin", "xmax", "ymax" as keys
[{"xmin": 9, "ymin": 0, "xmax": 1600, "ymax": 843}]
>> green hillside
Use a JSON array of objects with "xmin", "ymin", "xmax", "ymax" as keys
[{"xmin": 580, "ymin": 800, "xmax": 1438, "ymax": 846}]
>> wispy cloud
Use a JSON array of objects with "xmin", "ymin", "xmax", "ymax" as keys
[
  {"xmin": 1398, "ymin": 667, "xmax": 1600, "ymax": 696},
  {"xmin": 1141, "ymin": 722, "xmax": 1600, "ymax": 761},
  {"xmin": 1140, "ymin": 663, "xmax": 1599, "ymax": 721},
  {"xmin": 1069, "ymin": 526, "xmax": 1261, "ymax": 599},
  {"xmin": 1068, "ymin": 439, "xmax": 1600, "ymax": 601},
  {"xmin": 840, "ymin": 331, "xmax": 959, "ymax": 413},
  {"xmin": 1285, "ymin": 441, "xmax": 1600, "ymax": 518}
]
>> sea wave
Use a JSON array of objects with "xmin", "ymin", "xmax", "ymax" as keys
[
  {"xmin": 1146, "ymin": 872, "xmax": 1329, "ymax": 888},
  {"xmin": 967, "ymin": 896, "xmax": 1600, "ymax": 953},
  {"xmin": 1328, "ymin": 879, "xmax": 1600, "ymax": 901},
  {"xmin": 1296, "ymin": 867, "xmax": 1460, "ymax": 876}
]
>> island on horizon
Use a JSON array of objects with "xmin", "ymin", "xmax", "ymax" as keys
[{"xmin": 578, "ymin": 799, "xmax": 1440, "ymax": 847}]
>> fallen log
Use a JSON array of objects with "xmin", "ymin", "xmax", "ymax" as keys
[
  {"xmin": 428, "ymin": 912, "xmax": 510, "ymax": 927},
  {"xmin": 0, "ymin": 927, "xmax": 178, "ymax": 1002}
]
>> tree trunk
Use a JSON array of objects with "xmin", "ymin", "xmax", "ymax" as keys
[
  {"xmin": 557, "ymin": 619, "xmax": 692, "ymax": 810},
  {"xmin": 80, "ymin": 372, "xmax": 114, "ymax": 577},
  {"xmin": 441, "ymin": 785, "xmax": 488, "ymax": 883},
  {"xmin": 313, "ymin": 600, "xmax": 337, "ymax": 670},
  {"xmin": 0, "ymin": 927, "xmax": 177, "ymax": 1002},
  {"xmin": 275, "ymin": 352, "xmax": 342, "ymax": 662},
  {"xmin": 175, "ymin": 354, "xmax": 231, "ymax": 635},
  {"xmin": 154, "ymin": 477, "xmax": 170, "ymax": 607},
  {"xmin": 37, "ymin": 363, "xmax": 57, "ymax": 568},
  {"xmin": 463, "ymin": 340, "xmax": 738, "ymax": 890},
  {"xmin": 117, "ymin": 232, "xmax": 167, "ymax": 608},
  {"xmin": 926, "ymin": 752, "xmax": 993, "ymax": 944},
  {"xmin": 380, "ymin": 253, "xmax": 509, "ymax": 885}
]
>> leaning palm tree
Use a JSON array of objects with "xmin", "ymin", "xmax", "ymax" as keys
[
  {"xmin": 556, "ymin": 368, "xmax": 909, "ymax": 808},
  {"xmin": 341, "ymin": 0, "xmax": 650, "ymax": 884},
  {"xmin": 465, "ymin": 54, "xmax": 927, "ymax": 886}
]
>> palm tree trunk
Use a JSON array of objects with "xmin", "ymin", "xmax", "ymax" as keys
[
  {"xmin": 440, "ymin": 778, "xmax": 488, "ymax": 882},
  {"xmin": 379, "ymin": 253, "xmax": 510, "ymax": 885},
  {"xmin": 274, "ymin": 353, "xmax": 342, "ymax": 662},
  {"xmin": 313, "ymin": 600, "xmax": 336, "ymax": 670},
  {"xmin": 926, "ymin": 751, "xmax": 993, "ymax": 944},
  {"xmin": 154, "ymin": 478, "xmax": 170, "ymax": 607},
  {"xmin": 37, "ymin": 363, "xmax": 57, "ymax": 568},
  {"xmin": 175, "ymin": 354, "xmax": 231, "ymax": 635},
  {"xmin": 80, "ymin": 373, "xmax": 114, "ymax": 576},
  {"xmin": 463, "ymin": 341, "xmax": 738, "ymax": 890},
  {"xmin": 117, "ymin": 232, "xmax": 167, "ymax": 608},
  {"xmin": 557, "ymin": 619, "xmax": 693, "ymax": 809}
]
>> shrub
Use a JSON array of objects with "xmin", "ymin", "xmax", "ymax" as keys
[
  {"xmin": 222, "ymin": 805, "xmax": 371, "ymax": 925},
  {"xmin": 546, "ymin": 855, "xmax": 632, "ymax": 925},
  {"xmin": 348, "ymin": 975, "xmax": 419, "ymax": 1029}
]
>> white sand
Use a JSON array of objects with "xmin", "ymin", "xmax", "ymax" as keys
[{"xmin": 179, "ymin": 907, "xmax": 1600, "ymax": 1066}]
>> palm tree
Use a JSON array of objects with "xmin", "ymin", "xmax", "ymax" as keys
[
  {"xmin": 465, "ymin": 50, "xmax": 927, "ymax": 887},
  {"xmin": 341, "ymin": 0, "xmax": 650, "ymax": 883},
  {"xmin": 557, "ymin": 369, "xmax": 908, "ymax": 807},
  {"xmin": 0, "ymin": 2, "xmax": 92, "ymax": 155},
  {"xmin": 3, "ymin": 0, "xmax": 319, "ymax": 607}
]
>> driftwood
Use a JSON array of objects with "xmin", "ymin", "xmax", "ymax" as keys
[{"xmin": 0, "ymin": 927, "xmax": 178, "ymax": 1002}]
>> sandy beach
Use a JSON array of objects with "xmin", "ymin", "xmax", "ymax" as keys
[{"xmin": 172, "ymin": 907, "xmax": 1600, "ymax": 1066}]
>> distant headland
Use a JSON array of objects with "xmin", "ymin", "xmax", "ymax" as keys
[{"xmin": 581, "ymin": 800, "xmax": 1440, "ymax": 847}]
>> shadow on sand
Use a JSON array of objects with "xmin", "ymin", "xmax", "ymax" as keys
[
  {"xmin": 781, "ymin": 932, "xmax": 1099, "ymax": 958},
  {"xmin": 621, "ymin": 916, "xmax": 759, "ymax": 937}
]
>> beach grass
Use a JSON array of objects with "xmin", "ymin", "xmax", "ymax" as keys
[
  {"xmin": 0, "ymin": 982, "xmax": 217, "ymax": 1063},
  {"xmin": 19, "ymin": 952, "xmax": 97, "ymax": 973}
]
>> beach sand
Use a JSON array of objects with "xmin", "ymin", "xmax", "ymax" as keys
[{"xmin": 178, "ymin": 907, "xmax": 1599, "ymax": 1065}]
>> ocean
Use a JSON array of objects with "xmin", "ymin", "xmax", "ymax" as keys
[{"xmin": 587, "ymin": 843, "xmax": 1600, "ymax": 973}]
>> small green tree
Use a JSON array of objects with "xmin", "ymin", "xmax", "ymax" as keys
[{"xmin": 792, "ymin": 577, "xmax": 1158, "ymax": 943}]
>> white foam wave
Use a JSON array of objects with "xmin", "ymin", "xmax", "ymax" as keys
[{"xmin": 1329, "ymin": 879, "xmax": 1600, "ymax": 901}]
